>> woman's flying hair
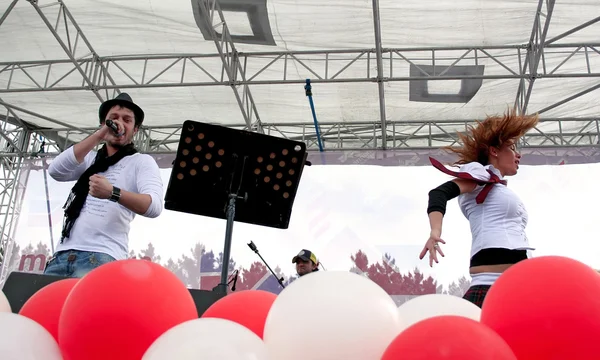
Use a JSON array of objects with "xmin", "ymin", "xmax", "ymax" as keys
[{"xmin": 445, "ymin": 108, "xmax": 539, "ymax": 166}]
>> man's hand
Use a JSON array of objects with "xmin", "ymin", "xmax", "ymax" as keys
[
  {"xmin": 89, "ymin": 174, "xmax": 113, "ymax": 199},
  {"xmin": 98, "ymin": 121, "xmax": 124, "ymax": 142}
]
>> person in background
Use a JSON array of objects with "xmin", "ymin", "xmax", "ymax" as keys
[
  {"xmin": 43, "ymin": 93, "xmax": 164, "ymax": 278},
  {"xmin": 420, "ymin": 109, "xmax": 539, "ymax": 307},
  {"xmin": 292, "ymin": 249, "xmax": 320, "ymax": 277}
]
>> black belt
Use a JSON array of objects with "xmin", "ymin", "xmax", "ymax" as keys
[{"xmin": 470, "ymin": 248, "xmax": 528, "ymax": 267}]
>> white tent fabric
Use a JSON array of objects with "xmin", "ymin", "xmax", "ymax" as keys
[{"xmin": 0, "ymin": 0, "xmax": 599, "ymax": 150}]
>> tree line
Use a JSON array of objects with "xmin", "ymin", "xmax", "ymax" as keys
[{"xmin": 2, "ymin": 241, "xmax": 472, "ymax": 302}]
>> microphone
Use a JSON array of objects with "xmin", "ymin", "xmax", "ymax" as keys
[
  {"xmin": 105, "ymin": 119, "xmax": 123, "ymax": 137},
  {"xmin": 231, "ymin": 270, "xmax": 239, "ymax": 291},
  {"xmin": 227, "ymin": 269, "xmax": 239, "ymax": 292},
  {"xmin": 248, "ymin": 241, "xmax": 258, "ymax": 253}
]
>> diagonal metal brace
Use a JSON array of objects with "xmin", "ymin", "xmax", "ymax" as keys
[
  {"xmin": 199, "ymin": 0, "xmax": 263, "ymax": 132},
  {"xmin": 27, "ymin": 0, "xmax": 110, "ymax": 102}
]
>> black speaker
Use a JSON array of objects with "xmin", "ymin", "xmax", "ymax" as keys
[
  {"xmin": 2, "ymin": 271, "xmax": 226, "ymax": 316},
  {"xmin": 188, "ymin": 288, "xmax": 227, "ymax": 316}
]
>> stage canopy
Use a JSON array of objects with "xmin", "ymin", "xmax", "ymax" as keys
[{"xmin": 0, "ymin": 0, "xmax": 599, "ymax": 162}]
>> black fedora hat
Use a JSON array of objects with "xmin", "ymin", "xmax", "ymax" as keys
[{"xmin": 98, "ymin": 93, "xmax": 145, "ymax": 124}]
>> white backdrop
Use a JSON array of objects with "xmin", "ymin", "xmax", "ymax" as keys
[{"xmin": 8, "ymin": 160, "xmax": 600, "ymax": 300}]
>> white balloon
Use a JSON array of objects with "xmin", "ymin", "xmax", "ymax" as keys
[
  {"xmin": 264, "ymin": 271, "xmax": 403, "ymax": 360},
  {"xmin": 142, "ymin": 318, "xmax": 269, "ymax": 360},
  {"xmin": 0, "ymin": 312, "xmax": 63, "ymax": 360},
  {"xmin": 0, "ymin": 290, "xmax": 10, "ymax": 313},
  {"xmin": 397, "ymin": 293, "xmax": 482, "ymax": 330}
]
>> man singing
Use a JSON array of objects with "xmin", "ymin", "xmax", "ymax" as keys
[{"xmin": 43, "ymin": 93, "xmax": 164, "ymax": 278}]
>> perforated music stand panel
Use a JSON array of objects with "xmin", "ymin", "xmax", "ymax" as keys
[{"xmin": 164, "ymin": 120, "xmax": 308, "ymax": 229}]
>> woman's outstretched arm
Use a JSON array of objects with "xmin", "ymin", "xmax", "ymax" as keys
[{"xmin": 420, "ymin": 179, "xmax": 478, "ymax": 266}]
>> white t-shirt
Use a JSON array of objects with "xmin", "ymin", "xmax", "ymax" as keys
[
  {"xmin": 454, "ymin": 162, "xmax": 534, "ymax": 258},
  {"xmin": 48, "ymin": 146, "xmax": 164, "ymax": 260}
]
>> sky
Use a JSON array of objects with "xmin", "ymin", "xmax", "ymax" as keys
[{"xmin": 11, "ymin": 159, "xmax": 600, "ymax": 288}]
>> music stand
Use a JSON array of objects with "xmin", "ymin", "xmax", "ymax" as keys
[{"xmin": 164, "ymin": 120, "xmax": 309, "ymax": 294}]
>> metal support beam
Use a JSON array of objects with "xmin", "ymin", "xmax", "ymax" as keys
[
  {"xmin": 371, "ymin": 0, "xmax": 387, "ymax": 149},
  {"xmin": 26, "ymin": 0, "xmax": 121, "ymax": 103},
  {"xmin": 0, "ymin": 99, "xmax": 92, "ymax": 132},
  {"xmin": 0, "ymin": 117, "xmax": 595, "ymax": 157},
  {"xmin": 0, "ymin": 112, "xmax": 79, "ymax": 154},
  {"xmin": 535, "ymin": 82, "xmax": 600, "ymax": 115},
  {"xmin": 0, "ymin": 126, "xmax": 30, "ymax": 285},
  {"xmin": 4, "ymin": 44, "xmax": 600, "ymax": 92},
  {"xmin": 545, "ymin": 16, "xmax": 600, "ymax": 46},
  {"xmin": 515, "ymin": 0, "xmax": 555, "ymax": 114},
  {"xmin": 0, "ymin": 97, "xmax": 29, "ymax": 155},
  {"xmin": 0, "ymin": 0, "xmax": 19, "ymax": 28},
  {"xmin": 199, "ymin": 0, "xmax": 263, "ymax": 132}
]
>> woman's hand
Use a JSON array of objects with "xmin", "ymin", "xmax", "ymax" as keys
[{"xmin": 419, "ymin": 231, "xmax": 446, "ymax": 267}]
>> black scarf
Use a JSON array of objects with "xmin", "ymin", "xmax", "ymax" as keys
[{"xmin": 61, "ymin": 143, "xmax": 137, "ymax": 241}]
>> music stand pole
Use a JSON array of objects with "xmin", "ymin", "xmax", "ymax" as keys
[
  {"xmin": 215, "ymin": 193, "xmax": 244, "ymax": 294},
  {"xmin": 216, "ymin": 195, "xmax": 235, "ymax": 293}
]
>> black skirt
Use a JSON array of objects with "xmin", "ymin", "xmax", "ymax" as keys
[{"xmin": 462, "ymin": 285, "xmax": 491, "ymax": 308}]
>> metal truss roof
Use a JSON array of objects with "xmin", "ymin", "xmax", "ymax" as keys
[
  {"xmin": 1, "ymin": 0, "xmax": 600, "ymax": 282},
  {"xmin": 0, "ymin": 0, "xmax": 599, "ymax": 157}
]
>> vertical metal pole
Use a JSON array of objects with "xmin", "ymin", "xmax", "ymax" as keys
[
  {"xmin": 522, "ymin": 0, "xmax": 555, "ymax": 113},
  {"xmin": 0, "ymin": 128, "xmax": 30, "ymax": 285},
  {"xmin": 515, "ymin": 0, "xmax": 555, "ymax": 114},
  {"xmin": 216, "ymin": 194, "xmax": 236, "ymax": 294},
  {"xmin": 42, "ymin": 159, "xmax": 55, "ymax": 253},
  {"xmin": 371, "ymin": 0, "xmax": 387, "ymax": 149},
  {"xmin": 305, "ymin": 79, "xmax": 324, "ymax": 151}
]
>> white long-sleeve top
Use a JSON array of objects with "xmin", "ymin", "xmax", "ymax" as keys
[
  {"xmin": 48, "ymin": 146, "xmax": 164, "ymax": 260},
  {"xmin": 455, "ymin": 162, "xmax": 534, "ymax": 258}
]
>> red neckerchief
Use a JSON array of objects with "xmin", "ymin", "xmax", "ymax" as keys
[{"xmin": 429, "ymin": 157, "xmax": 507, "ymax": 204}]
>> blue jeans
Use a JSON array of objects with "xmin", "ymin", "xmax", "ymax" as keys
[{"xmin": 44, "ymin": 250, "xmax": 116, "ymax": 278}]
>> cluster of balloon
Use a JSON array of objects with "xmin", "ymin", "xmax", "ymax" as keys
[
  {"xmin": 382, "ymin": 255, "xmax": 600, "ymax": 359},
  {"xmin": 480, "ymin": 256, "xmax": 600, "ymax": 359},
  {"xmin": 382, "ymin": 315, "xmax": 517, "ymax": 360},
  {"xmin": 0, "ymin": 282, "xmax": 67, "ymax": 359},
  {"xmin": 58, "ymin": 259, "xmax": 199, "ymax": 360},
  {"xmin": 2, "ymin": 255, "xmax": 599, "ymax": 359},
  {"xmin": 1, "ymin": 289, "xmax": 61, "ymax": 359},
  {"xmin": 379, "ymin": 293, "xmax": 515, "ymax": 359},
  {"xmin": 263, "ymin": 271, "xmax": 404, "ymax": 359},
  {"xmin": 200, "ymin": 289, "xmax": 277, "ymax": 338},
  {"xmin": 145, "ymin": 290, "xmax": 278, "ymax": 359},
  {"xmin": 19, "ymin": 278, "xmax": 79, "ymax": 341},
  {"xmin": 150, "ymin": 271, "xmax": 405, "ymax": 359},
  {"xmin": 1, "ymin": 259, "xmax": 199, "ymax": 360}
]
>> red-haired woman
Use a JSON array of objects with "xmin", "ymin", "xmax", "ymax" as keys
[{"xmin": 419, "ymin": 110, "xmax": 539, "ymax": 308}]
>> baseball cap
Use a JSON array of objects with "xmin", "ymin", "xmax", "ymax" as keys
[{"xmin": 292, "ymin": 249, "xmax": 318, "ymax": 264}]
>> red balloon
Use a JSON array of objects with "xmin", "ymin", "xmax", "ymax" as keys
[
  {"xmin": 58, "ymin": 259, "xmax": 198, "ymax": 360},
  {"xmin": 481, "ymin": 256, "xmax": 600, "ymax": 359},
  {"xmin": 381, "ymin": 315, "xmax": 517, "ymax": 360},
  {"xmin": 201, "ymin": 289, "xmax": 276, "ymax": 338},
  {"xmin": 19, "ymin": 278, "xmax": 79, "ymax": 341},
  {"xmin": 382, "ymin": 315, "xmax": 516, "ymax": 360}
]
